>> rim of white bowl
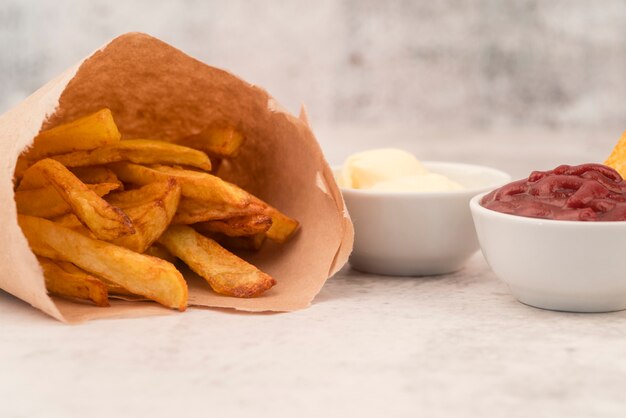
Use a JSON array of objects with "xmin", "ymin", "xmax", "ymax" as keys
[
  {"xmin": 334, "ymin": 161, "xmax": 512, "ymax": 197},
  {"xmin": 470, "ymin": 191, "xmax": 626, "ymax": 226}
]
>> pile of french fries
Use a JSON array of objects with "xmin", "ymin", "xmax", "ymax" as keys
[{"xmin": 14, "ymin": 109, "xmax": 299, "ymax": 310}]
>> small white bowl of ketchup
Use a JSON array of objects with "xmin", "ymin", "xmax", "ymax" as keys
[{"xmin": 471, "ymin": 163, "xmax": 626, "ymax": 313}]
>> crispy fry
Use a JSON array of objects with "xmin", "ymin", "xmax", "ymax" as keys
[
  {"xmin": 70, "ymin": 166, "xmax": 123, "ymax": 188},
  {"xmin": 16, "ymin": 182, "xmax": 121, "ymax": 218},
  {"xmin": 605, "ymin": 131, "xmax": 626, "ymax": 179},
  {"xmin": 51, "ymin": 139, "xmax": 212, "ymax": 171},
  {"xmin": 37, "ymin": 256, "xmax": 110, "ymax": 307},
  {"xmin": 19, "ymin": 215, "xmax": 188, "ymax": 310},
  {"xmin": 109, "ymin": 163, "xmax": 249, "ymax": 205},
  {"xmin": 20, "ymin": 108, "xmax": 121, "ymax": 162},
  {"xmin": 113, "ymin": 163, "xmax": 296, "ymax": 240},
  {"xmin": 51, "ymin": 262, "xmax": 140, "ymax": 298},
  {"xmin": 45, "ymin": 248, "xmax": 147, "ymax": 299},
  {"xmin": 213, "ymin": 233, "xmax": 267, "ymax": 252},
  {"xmin": 195, "ymin": 214, "xmax": 272, "ymax": 237},
  {"xmin": 174, "ymin": 125, "xmax": 244, "ymax": 158},
  {"xmin": 18, "ymin": 159, "xmax": 134, "ymax": 240},
  {"xmin": 261, "ymin": 202, "xmax": 300, "ymax": 243},
  {"xmin": 51, "ymin": 213, "xmax": 92, "ymax": 234},
  {"xmin": 105, "ymin": 179, "xmax": 177, "ymax": 208},
  {"xmin": 107, "ymin": 179, "xmax": 181, "ymax": 252},
  {"xmin": 158, "ymin": 225, "xmax": 275, "ymax": 297},
  {"xmin": 173, "ymin": 198, "xmax": 264, "ymax": 224},
  {"xmin": 14, "ymin": 104, "xmax": 299, "ymax": 310},
  {"xmin": 109, "ymin": 163, "xmax": 265, "ymax": 223}
]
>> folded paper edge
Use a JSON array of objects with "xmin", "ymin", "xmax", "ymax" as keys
[
  {"xmin": 0, "ymin": 62, "xmax": 84, "ymax": 324},
  {"xmin": 298, "ymin": 105, "xmax": 354, "ymax": 277}
]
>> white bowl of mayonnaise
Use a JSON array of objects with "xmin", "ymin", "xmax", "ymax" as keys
[{"xmin": 336, "ymin": 149, "xmax": 510, "ymax": 276}]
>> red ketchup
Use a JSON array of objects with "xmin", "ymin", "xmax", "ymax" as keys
[{"xmin": 481, "ymin": 164, "xmax": 626, "ymax": 221}]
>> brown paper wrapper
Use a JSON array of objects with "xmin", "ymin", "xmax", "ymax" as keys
[{"xmin": 0, "ymin": 33, "xmax": 353, "ymax": 323}]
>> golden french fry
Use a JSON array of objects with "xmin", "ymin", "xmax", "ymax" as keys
[
  {"xmin": 195, "ymin": 214, "xmax": 272, "ymax": 237},
  {"xmin": 51, "ymin": 139, "xmax": 212, "ymax": 171},
  {"xmin": 19, "ymin": 215, "xmax": 188, "ymax": 310},
  {"xmin": 107, "ymin": 179, "xmax": 181, "ymax": 252},
  {"xmin": 105, "ymin": 178, "xmax": 178, "ymax": 208},
  {"xmin": 46, "ymin": 246, "xmax": 152, "ymax": 300},
  {"xmin": 37, "ymin": 256, "xmax": 110, "ymax": 307},
  {"xmin": 51, "ymin": 213, "xmax": 92, "ymax": 234},
  {"xmin": 174, "ymin": 125, "xmax": 244, "ymax": 157},
  {"xmin": 144, "ymin": 244, "xmax": 177, "ymax": 264},
  {"xmin": 16, "ymin": 182, "xmax": 121, "ymax": 218},
  {"xmin": 70, "ymin": 166, "xmax": 123, "ymax": 188},
  {"xmin": 115, "ymin": 163, "xmax": 295, "ymax": 241},
  {"xmin": 53, "ymin": 211, "xmax": 179, "ymax": 283},
  {"xmin": 261, "ymin": 202, "xmax": 300, "ymax": 243},
  {"xmin": 212, "ymin": 233, "xmax": 267, "ymax": 252},
  {"xmin": 605, "ymin": 131, "xmax": 626, "ymax": 179},
  {"xmin": 110, "ymin": 163, "xmax": 249, "ymax": 205},
  {"xmin": 173, "ymin": 198, "xmax": 264, "ymax": 224},
  {"xmin": 20, "ymin": 108, "xmax": 121, "ymax": 162},
  {"xmin": 109, "ymin": 163, "xmax": 264, "ymax": 224},
  {"xmin": 158, "ymin": 225, "xmax": 275, "ymax": 297},
  {"xmin": 18, "ymin": 159, "xmax": 134, "ymax": 241}
]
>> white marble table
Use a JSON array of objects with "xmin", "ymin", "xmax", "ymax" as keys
[
  {"xmin": 3, "ymin": 253, "xmax": 626, "ymax": 418},
  {"xmin": 2, "ymin": 128, "xmax": 626, "ymax": 418}
]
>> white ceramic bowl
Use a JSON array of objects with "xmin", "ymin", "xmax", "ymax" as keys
[
  {"xmin": 471, "ymin": 193, "xmax": 626, "ymax": 312},
  {"xmin": 338, "ymin": 162, "xmax": 510, "ymax": 276}
]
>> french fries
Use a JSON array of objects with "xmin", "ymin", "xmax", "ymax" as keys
[
  {"xmin": 158, "ymin": 225, "xmax": 276, "ymax": 297},
  {"xmin": 14, "ymin": 108, "xmax": 299, "ymax": 311},
  {"xmin": 194, "ymin": 214, "xmax": 272, "ymax": 237},
  {"xmin": 37, "ymin": 256, "xmax": 110, "ymax": 307},
  {"xmin": 19, "ymin": 215, "xmax": 188, "ymax": 310},
  {"xmin": 109, "ymin": 163, "xmax": 251, "ymax": 206},
  {"xmin": 71, "ymin": 166, "xmax": 123, "ymax": 188},
  {"xmin": 19, "ymin": 159, "xmax": 134, "ymax": 240},
  {"xmin": 51, "ymin": 214, "xmax": 93, "ymax": 235},
  {"xmin": 173, "ymin": 125, "xmax": 245, "ymax": 158},
  {"xmin": 107, "ymin": 179, "xmax": 181, "ymax": 252},
  {"xmin": 51, "ymin": 139, "xmax": 212, "ymax": 171},
  {"xmin": 258, "ymin": 200, "xmax": 300, "ymax": 243},
  {"xmin": 15, "ymin": 182, "xmax": 120, "ymax": 218},
  {"xmin": 605, "ymin": 132, "xmax": 626, "ymax": 178},
  {"xmin": 172, "ymin": 198, "xmax": 264, "ymax": 224},
  {"xmin": 16, "ymin": 109, "xmax": 121, "ymax": 178}
]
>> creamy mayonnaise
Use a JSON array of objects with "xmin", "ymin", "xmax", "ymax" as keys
[{"xmin": 338, "ymin": 148, "xmax": 463, "ymax": 192}]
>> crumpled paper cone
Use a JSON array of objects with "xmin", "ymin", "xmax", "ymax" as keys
[{"xmin": 0, "ymin": 32, "xmax": 353, "ymax": 323}]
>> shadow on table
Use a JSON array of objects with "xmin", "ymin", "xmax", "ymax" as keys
[{"xmin": 313, "ymin": 264, "xmax": 453, "ymax": 305}]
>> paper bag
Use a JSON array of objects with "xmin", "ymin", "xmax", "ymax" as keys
[{"xmin": 0, "ymin": 33, "xmax": 353, "ymax": 323}]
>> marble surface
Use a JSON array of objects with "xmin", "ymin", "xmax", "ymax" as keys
[{"xmin": 3, "ymin": 254, "xmax": 626, "ymax": 418}]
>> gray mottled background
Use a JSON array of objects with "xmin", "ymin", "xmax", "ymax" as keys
[{"xmin": 1, "ymin": 0, "xmax": 626, "ymax": 168}]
